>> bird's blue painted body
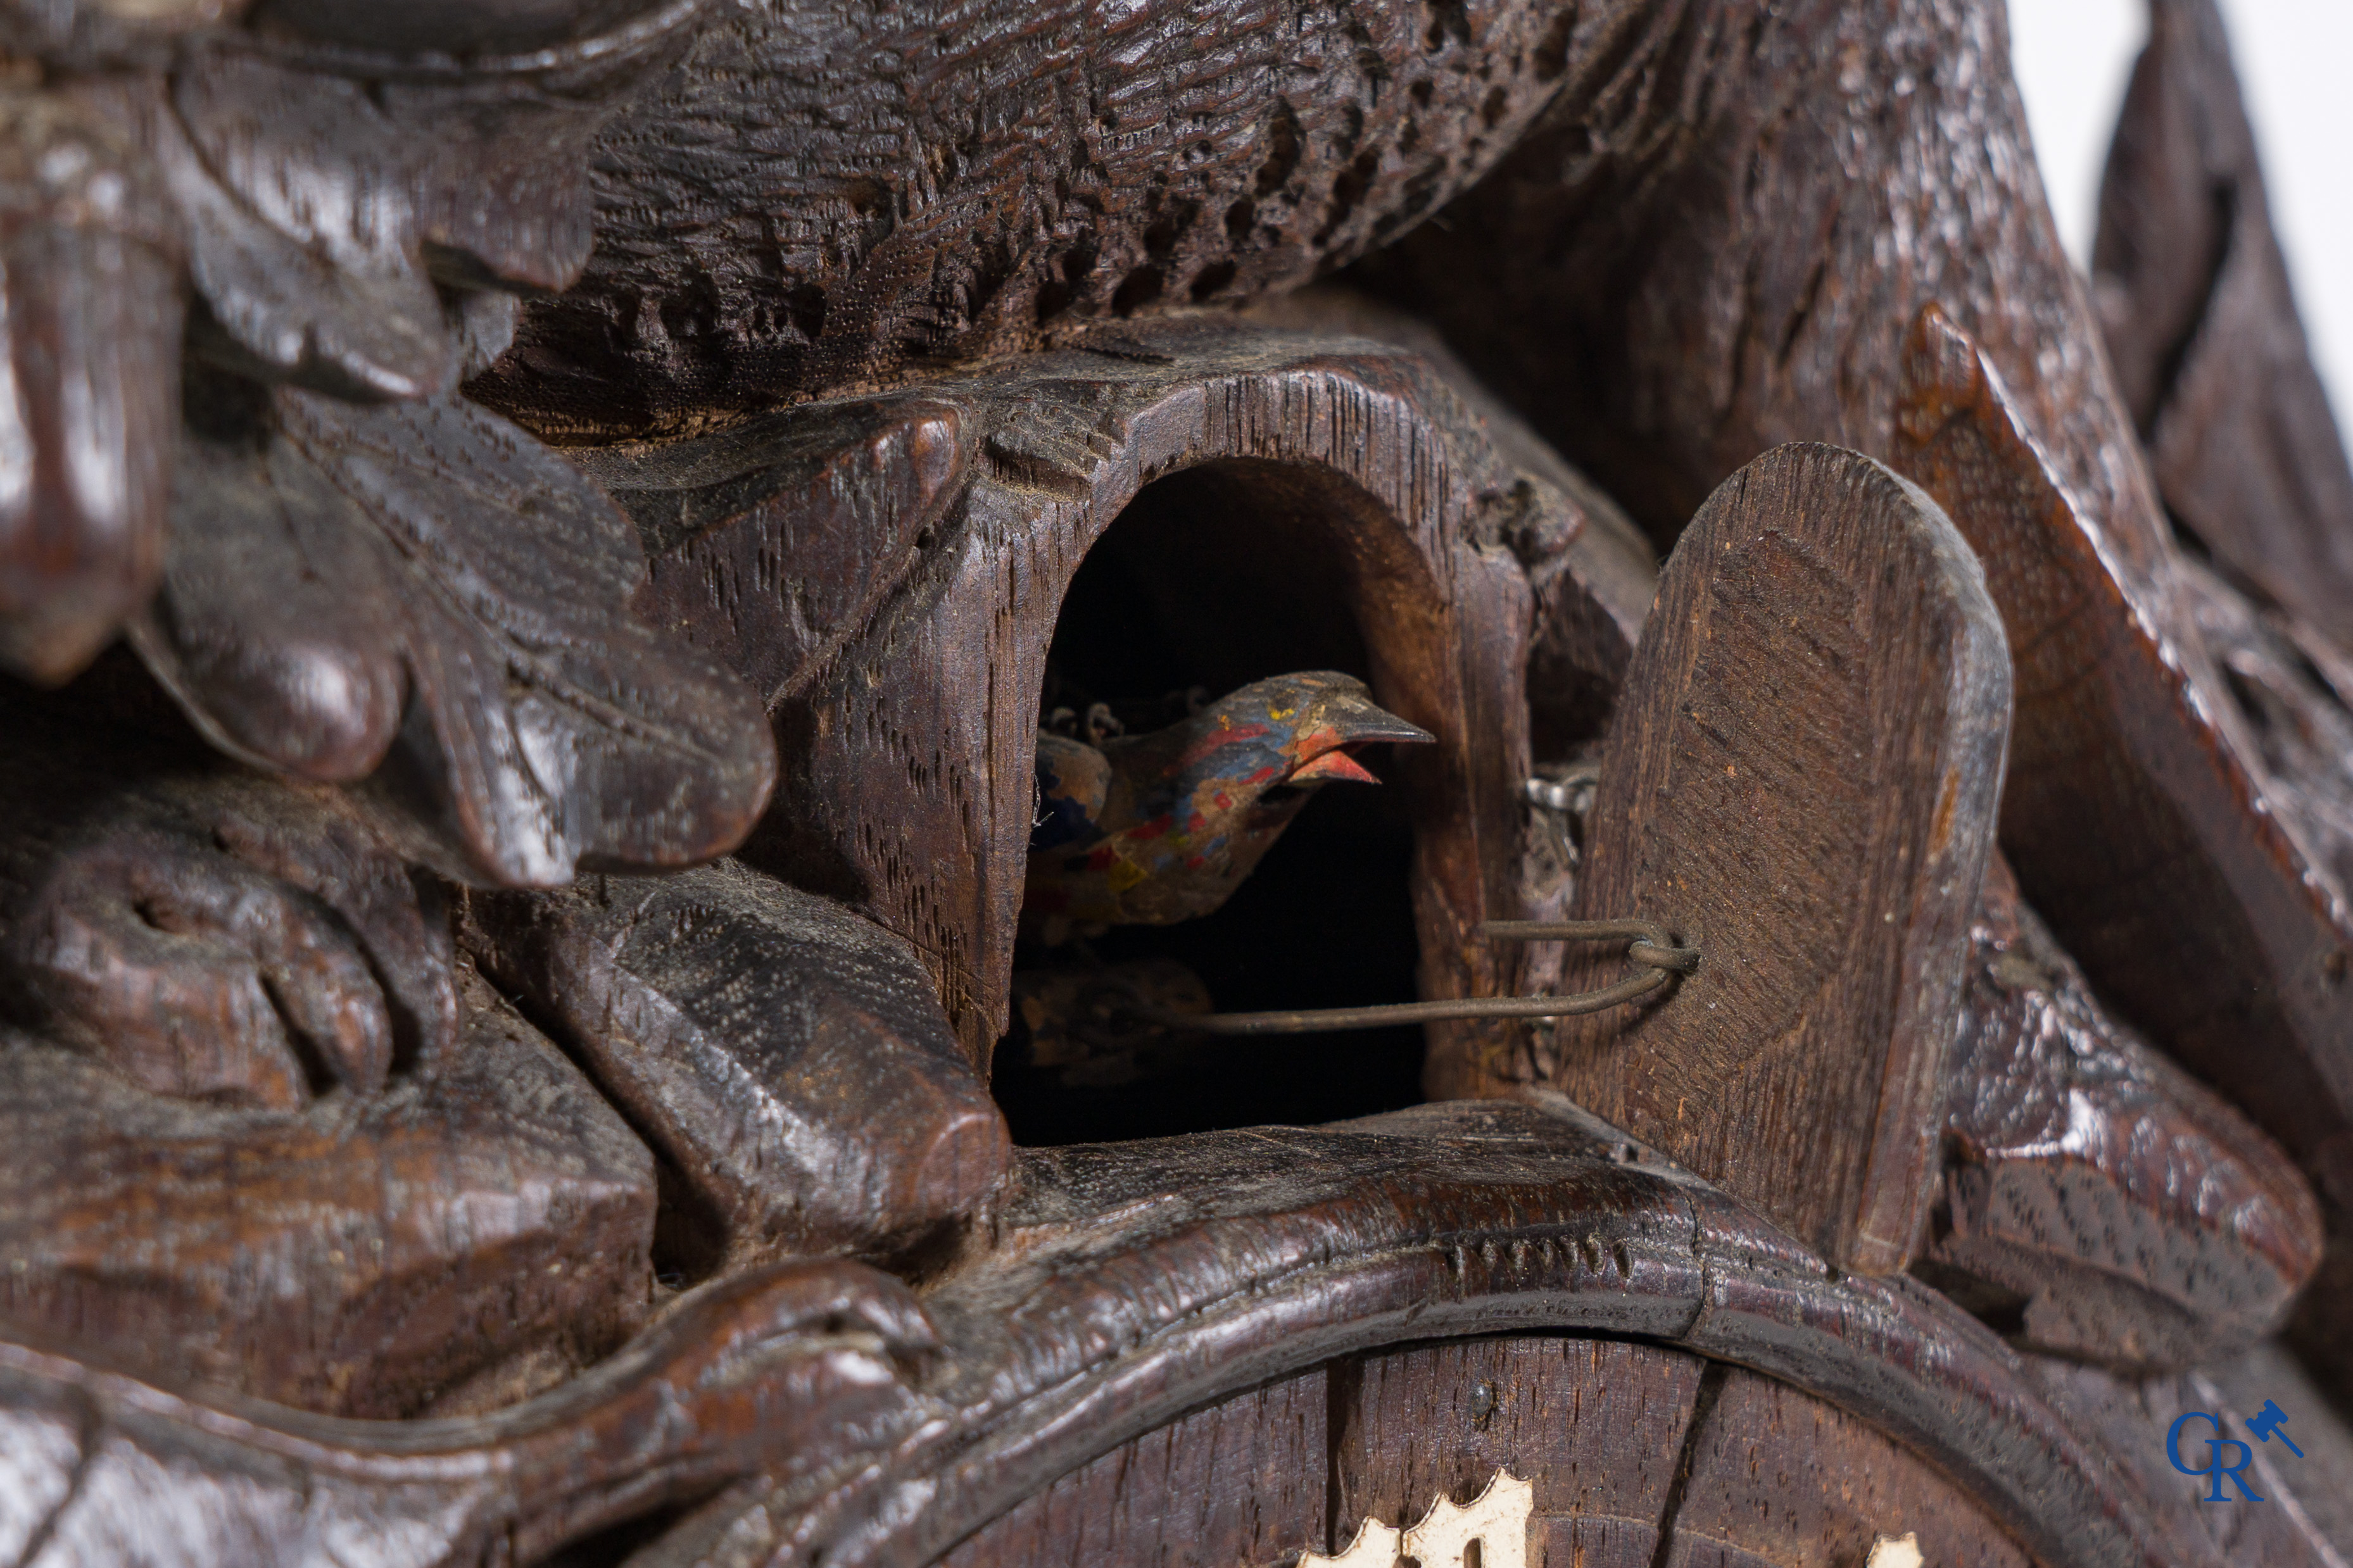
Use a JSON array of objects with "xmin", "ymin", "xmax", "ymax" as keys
[{"xmin": 1021, "ymin": 671, "xmax": 1430, "ymax": 942}]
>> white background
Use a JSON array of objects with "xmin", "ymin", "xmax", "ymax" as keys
[{"xmin": 2007, "ymin": 0, "xmax": 2352, "ymax": 448}]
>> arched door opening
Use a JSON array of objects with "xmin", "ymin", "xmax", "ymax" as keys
[{"xmin": 991, "ymin": 462, "xmax": 1432, "ymax": 1143}]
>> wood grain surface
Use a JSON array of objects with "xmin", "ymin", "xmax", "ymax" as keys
[
  {"xmin": 1549, "ymin": 442, "xmax": 2011, "ymax": 1276},
  {"xmin": 1665, "ymin": 1369, "xmax": 2035, "ymax": 1568},
  {"xmin": 0, "ymin": 970, "xmax": 655, "ymax": 1419},
  {"xmin": 1354, "ymin": 0, "xmax": 2353, "ymax": 1280},
  {"xmin": 645, "ymin": 1096, "xmax": 2207, "ymax": 1568},
  {"xmin": 0, "ymin": 1257, "xmax": 941, "ymax": 1567},
  {"xmin": 0, "ymin": 0, "xmax": 698, "ymax": 684},
  {"xmin": 931, "ymin": 1370, "xmax": 1330, "ymax": 1568},
  {"xmin": 1241, "ymin": 285, "xmax": 1660, "ymax": 763},
  {"xmin": 134, "ymin": 379, "xmax": 777, "ymax": 890},
  {"xmin": 1365, "ymin": 0, "xmax": 2157, "ymax": 594},
  {"xmin": 0, "ymin": 2, "xmax": 2344, "ymax": 1561},
  {"xmin": 2081, "ymin": 0, "xmax": 2353, "ymax": 1400}
]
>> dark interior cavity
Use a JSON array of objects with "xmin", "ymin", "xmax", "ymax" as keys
[{"xmin": 992, "ymin": 462, "xmax": 1430, "ymax": 1144}]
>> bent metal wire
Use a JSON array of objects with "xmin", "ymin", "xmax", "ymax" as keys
[{"xmin": 1113, "ymin": 920, "xmax": 1699, "ymax": 1038}]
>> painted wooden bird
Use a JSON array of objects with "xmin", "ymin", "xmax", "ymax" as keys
[{"xmin": 1022, "ymin": 671, "xmax": 1432, "ymax": 943}]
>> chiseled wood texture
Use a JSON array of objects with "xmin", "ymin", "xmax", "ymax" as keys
[
  {"xmin": 1548, "ymin": 443, "xmax": 2011, "ymax": 1276},
  {"xmin": 1332, "ymin": 1336, "xmax": 1706, "ymax": 1568},
  {"xmin": 85, "ymin": 1, "xmax": 700, "ymax": 399},
  {"xmin": 2172, "ymin": 558, "xmax": 2353, "ymax": 905},
  {"xmin": 0, "ymin": 698, "xmax": 450, "ymax": 1110},
  {"xmin": 235, "ymin": 0, "xmax": 681, "ymax": 56},
  {"xmin": 943, "ymin": 1335, "xmax": 2041, "ymax": 1568},
  {"xmin": 2091, "ymin": 0, "xmax": 2353, "ymax": 653},
  {"xmin": 932, "ymin": 1370, "xmax": 1330, "ymax": 1568},
  {"xmin": 144, "ymin": 13, "xmax": 697, "ymax": 403},
  {"xmin": 0, "ymin": 1095, "xmax": 2221, "ymax": 1566},
  {"xmin": 0, "ymin": 691, "xmax": 663, "ymax": 1419},
  {"xmin": 617, "ymin": 396, "xmax": 968, "ymax": 717},
  {"xmin": 1357, "ymin": 23, "xmax": 2212, "ymax": 1204},
  {"xmin": 475, "ymin": 0, "xmax": 1586, "ymax": 438},
  {"xmin": 0, "ymin": 1258, "xmax": 941, "ymax": 1568},
  {"xmin": 577, "ymin": 318, "xmax": 1631, "ymax": 1077},
  {"xmin": 1363, "ymin": 0, "xmax": 2157, "ymax": 602},
  {"xmin": 0, "ymin": 3, "xmax": 2329, "ymax": 1562},
  {"xmin": 461, "ymin": 859, "xmax": 1012, "ymax": 1271},
  {"xmin": 1353, "ymin": 0, "xmax": 2353, "ymax": 1296},
  {"xmin": 2080, "ymin": 0, "xmax": 2353, "ymax": 1400},
  {"xmin": 1929, "ymin": 851, "xmax": 2321, "ymax": 1370},
  {"xmin": 1893, "ymin": 310, "xmax": 2353, "ymax": 1340},
  {"xmin": 0, "ymin": 691, "xmax": 671, "ymax": 1422}
]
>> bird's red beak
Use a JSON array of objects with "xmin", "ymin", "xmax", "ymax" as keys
[
  {"xmin": 1287, "ymin": 747, "xmax": 1384, "ymax": 785},
  {"xmin": 1283, "ymin": 689, "xmax": 1433, "ymax": 786}
]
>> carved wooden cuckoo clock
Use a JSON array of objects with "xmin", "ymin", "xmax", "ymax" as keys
[{"xmin": 0, "ymin": 0, "xmax": 2347, "ymax": 1562}]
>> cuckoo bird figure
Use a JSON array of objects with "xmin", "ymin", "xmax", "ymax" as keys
[{"xmin": 1021, "ymin": 671, "xmax": 1431, "ymax": 944}]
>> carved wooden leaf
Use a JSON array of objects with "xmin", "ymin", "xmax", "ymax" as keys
[
  {"xmin": 0, "ymin": 90, "xmax": 182, "ymax": 684},
  {"xmin": 132, "ymin": 59, "xmax": 455, "ymax": 402},
  {"xmin": 137, "ymin": 381, "xmax": 776, "ymax": 887},
  {"xmin": 2093, "ymin": 0, "xmax": 2353, "ymax": 653},
  {"xmin": 63, "ymin": 9, "xmax": 699, "ymax": 406}
]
